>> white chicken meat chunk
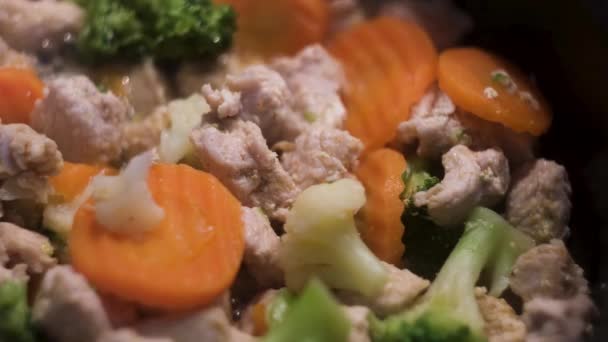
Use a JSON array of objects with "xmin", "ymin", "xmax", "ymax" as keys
[
  {"xmin": 0, "ymin": 222, "xmax": 55, "ymax": 284},
  {"xmin": 31, "ymin": 75, "xmax": 130, "ymax": 164},
  {"xmin": 281, "ymin": 127, "xmax": 363, "ymax": 190},
  {"xmin": 0, "ymin": 0, "xmax": 84, "ymax": 53},
  {"xmin": 505, "ymin": 159, "xmax": 572, "ymax": 243},
  {"xmin": 241, "ymin": 207, "xmax": 283, "ymax": 287},
  {"xmin": 413, "ymin": 145, "xmax": 510, "ymax": 227},
  {"xmin": 0, "ymin": 37, "xmax": 35, "ymax": 68},
  {"xmin": 271, "ymin": 44, "xmax": 347, "ymax": 129},
  {"xmin": 475, "ymin": 287, "xmax": 526, "ymax": 342},
  {"xmin": 33, "ymin": 266, "xmax": 112, "ymax": 342},
  {"xmin": 191, "ymin": 120, "xmax": 299, "ymax": 221}
]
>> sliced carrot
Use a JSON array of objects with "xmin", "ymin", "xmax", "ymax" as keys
[
  {"xmin": 328, "ymin": 17, "xmax": 438, "ymax": 152},
  {"xmin": 0, "ymin": 67, "xmax": 44, "ymax": 124},
  {"xmin": 70, "ymin": 164, "xmax": 245, "ymax": 311},
  {"xmin": 251, "ymin": 300, "xmax": 270, "ymax": 336},
  {"xmin": 217, "ymin": 0, "xmax": 330, "ymax": 58},
  {"xmin": 355, "ymin": 148, "xmax": 407, "ymax": 266},
  {"xmin": 50, "ymin": 163, "xmax": 113, "ymax": 202},
  {"xmin": 438, "ymin": 47, "xmax": 552, "ymax": 135}
]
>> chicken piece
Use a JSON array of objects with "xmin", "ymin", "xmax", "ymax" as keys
[
  {"xmin": 241, "ymin": 207, "xmax": 283, "ymax": 287},
  {"xmin": 202, "ymin": 84, "xmax": 243, "ymax": 119},
  {"xmin": 121, "ymin": 107, "xmax": 171, "ymax": 159},
  {"xmin": 0, "ymin": 123, "xmax": 63, "ymax": 205},
  {"xmin": 522, "ymin": 293, "xmax": 595, "ymax": 342},
  {"xmin": 98, "ymin": 329, "xmax": 173, "ymax": 342},
  {"xmin": 413, "ymin": 145, "xmax": 510, "ymax": 227},
  {"xmin": 510, "ymin": 240, "xmax": 587, "ymax": 302},
  {"xmin": 121, "ymin": 60, "xmax": 169, "ymax": 115},
  {"xmin": 328, "ymin": 0, "xmax": 365, "ymax": 35},
  {"xmin": 475, "ymin": 287, "xmax": 526, "ymax": 342},
  {"xmin": 378, "ymin": 0, "xmax": 472, "ymax": 49},
  {"xmin": 0, "ymin": 0, "xmax": 84, "ymax": 53},
  {"xmin": 0, "ymin": 37, "xmax": 35, "ymax": 68},
  {"xmin": 505, "ymin": 160, "xmax": 572, "ymax": 243},
  {"xmin": 396, "ymin": 86, "xmax": 535, "ymax": 164},
  {"xmin": 0, "ymin": 222, "xmax": 55, "ymax": 284},
  {"xmin": 33, "ymin": 266, "xmax": 112, "ymax": 342},
  {"xmin": 343, "ymin": 305, "xmax": 372, "ymax": 342},
  {"xmin": 31, "ymin": 75, "xmax": 130, "ymax": 164},
  {"xmin": 338, "ymin": 262, "xmax": 430, "ymax": 316},
  {"xmin": 281, "ymin": 127, "xmax": 363, "ymax": 190},
  {"xmin": 136, "ymin": 306, "xmax": 256, "ymax": 342},
  {"xmin": 191, "ymin": 120, "xmax": 299, "ymax": 221},
  {"xmin": 271, "ymin": 45, "xmax": 347, "ymax": 129}
]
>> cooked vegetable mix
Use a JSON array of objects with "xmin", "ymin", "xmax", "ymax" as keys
[{"xmin": 0, "ymin": 0, "xmax": 595, "ymax": 341}]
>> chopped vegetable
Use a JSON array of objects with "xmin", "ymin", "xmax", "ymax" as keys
[
  {"xmin": 355, "ymin": 148, "xmax": 407, "ymax": 266},
  {"xmin": 438, "ymin": 47, "xmax": 552, "ymax": 135},
  {"xmin": 0, "ymin": 282, "xmax": 37, "ymax": 342},
  {"xmin": 279, "ymin": 179, "xmax": 388, "ymax": 297},
  {"xmin": 76, "ymin": 0, "xmax": 236, "ymax": 63},
  {"xmin": 217, "ymin": 0, "xmax": 330, "ymax": 58},
  {"xmin": 371, "ymin": 208, "xmax": 534, "ymax": 342},
  {"xmin": 400, "ymin": 158, "xmax": 441, "ymax": 220},
  {"xmin": 159, "ymin": 94, "xmax": 210, "ymax": 163},
  {"xmin": 70, "ymin": 163, "xmax": 245, "ymax": 311},
  {"xmin": 262, "ymin": 279, "xmax": 350, "ymax": 342},
  {"xmin": 0, "ymin": 68, "xmax": 44, "ymax": 124},
  {"xmin": 328, "ymin": 17, "xmax": 438, "ymax": 152}
]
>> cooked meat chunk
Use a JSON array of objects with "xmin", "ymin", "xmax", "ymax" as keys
[
  {"xmin": 0, "ymin": 0, "xmax": 84, "ymax": 53},
  {"xmin": 0, "ymin": 222, "xmax": 55, "ymax": 283},
  {"xmin": 31, "ymin": 75, "xmax": 130, "ymax": 164},
  {"xmin": 121, "ymin": 60, "xmax": 169, "ymax": 115},
  {"xmin": 281, "ymin": 127, "xmax": 363, "ymax": 190},
  {"xmin": 475, "ymin": 287, "xmax": 526, "ymax": 342},
  {"xmin": 242, "ymin": 207, "xmax": 283, "ymax": 287},
  {"xmin": 0, "ymin": 123, "xmax": 63, "ymax": 205},
  {"xmin": 413, "ymin": 145, "xmax": 510, "ymax": 226},
  {"xmin": 0, "ymin": 37, "xmax": 35, "ymax": 68},
  {"xmin": 522, "ymin": 294, "xmax": 595, "ymax": 342},
  {"xmin": 378, "ymin": 0, "xmax": 472, "ymax": 49},
  {"xmin": 505, "ymin": 160, "xmax": 572, "ymax": 243},
  {"xmin": 33, "ymin": 266, "xmax": 111, "ymax": 342},
  {"xmin": 271, "ymin": 45, "xmax": 347, "ymax": 129},
  {"xmin": 121, "ymin": 107, "xmax": 171, "ymax": 159},
  {"xmin": 343, "ymin": 305, "xmax": 372, "ymax": 342},
  {"xmin": 328, "ymin": 0, "xmax": 365, "ymax": 34},
  {"xmin": 510, "ymin": 240, "xmax": 587, "ymax": 301},
  {"xmin": 202, "ymin": 84, "xmax": 243, "ymax": 119},
  {"xmin": 397, "ymin": 86, "xmax": 535, "ymax": 164},
  {"xmin": 98, "ymin": 329, "xmax": 173, "ymax": 342},
  {"xmin": 338, "ymin": 262, "xmax": 430, "ymax": 316},
  {"xmin": 191, "ymin": 120, "xmax": 299, "ymax": 221}
]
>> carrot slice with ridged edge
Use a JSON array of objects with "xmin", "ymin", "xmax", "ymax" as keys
[
  {"xmin": 217, "ymin": 0, "xmax": 330, "ymax": 58},
  {"xmin": 0, "ymin": 67, "xmax": 44, "ymax": 124},
  {"xmin": 50, "ymin": 163, "xmax": 113, "ymax": 202},
  {"xmin": 70, "ymin": 164, "xmax": 245, "ymax": 311},
  {"xmin": 438, "ymin": 47, "xmax": 552, "ymax": 135},
  {"xmin": 355, "ymin": 148, "xmax": 407, "ymax": 266},
  {"xmin": 328, "ymin": 17, "xmax": 438, "ymax": 152}
]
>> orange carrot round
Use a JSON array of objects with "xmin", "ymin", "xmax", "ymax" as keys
[
  {"xmin": 217, "ymin": 0, "xmax": 330, "ymax": 58},
  {"xmin": 438, "ymin": 47, "xmax": 552, "ymax": 135},
  {"xmin": 70, "ymin": 164, "xmax": 245, "ymax": 311},
  {"xmin": 50, "ymin": 163, "xmax": 112, "ymax": 202},
  {"xmin": 355, "ymin": 148, "xmax": 407, "ymax": 266},
  {"xmin": 328, "ymin": 17, "xmax": 437, "ymax": 152},
  {"xmin": 0, "ymin": 67, "xmax": 44, "ymax": 124}
]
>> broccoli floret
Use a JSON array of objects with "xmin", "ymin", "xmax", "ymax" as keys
[
  {"xmin": 279, "ymin": 179, "xmax": 388, "ymax": 297},
  {"xmin": 371, "ymin": 207, "xmax": 534, "ymax": 342},
  {"xmin": 262, "ymin": 279, "xmax": 350, "ymax": 342},
  {"xmin": 0, "ymin": 282, "xmax": 37, "ymax": 342},
  {"xmin": 400, "ymin": 158, "xmax": 440, "ymax": 218},
  {"xmin": 76, "ymin": 0, "xmax": 235, "ymax": 63}
]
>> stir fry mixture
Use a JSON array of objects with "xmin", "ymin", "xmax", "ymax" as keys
[{"xmin": 0, "ymin": 0, "xmax": 596, "ymax": 341}]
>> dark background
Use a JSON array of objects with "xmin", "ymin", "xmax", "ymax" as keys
[{"xmin": 456, "ymin": 0, "xmax": 608, "ymax": 339}]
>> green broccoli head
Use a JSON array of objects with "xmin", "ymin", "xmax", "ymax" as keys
[
  {"xmin": 76, "ymin": 0, "xmax": 235, "ymax": 63},
  {"xmin": 400, "ymin": 158, "xmax": 440, "ymax": 219},
  {"xmin": 372, "ymin": 207, "xmax": 534, "ymax": 342},
  {"xmin": 262, "ymin": 279, "xmax": 350, "ymax": 342},
  {"xmin": 0, "ymin": 281, "xmax": 37, "ymax": 342},
  {"xmin": 279, "ymin": 178, "xmax": 388, "ymax": 297}
]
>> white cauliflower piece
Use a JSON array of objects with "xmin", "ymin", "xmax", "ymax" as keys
[
  {"xmin": 91, "ymin": 151, "xmax": 164, "ymax": 234},
  {"xmin": 474, "ymin": 287, "xmax": 526, "ymax": 342},
  {"xmin": 242, "ymin": 207, "xmax": 283, "ymax": 287}
]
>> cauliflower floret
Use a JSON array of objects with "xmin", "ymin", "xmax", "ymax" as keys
[
  {"xmin": 413, "ymin": 145, "xmax": 510, "ymax": 226},
  {"xmin": 505, "ymin": 159, "xmax": 572, "ymax": 243},
  {"xmin": 31, "ymin": 75, "xmax": 130, "ymax": 164},
  {"xmin": 190, "ymin": 120, "xmax": 299, "ymax": 221},
  {"xmin": 474, "ymin": 287, "xmax": 526, "ymax": 342},
  {"xmin": 0, "ymin": 0, "xmax": 84, "ymax": 53},
  {"xmin": 281, "ymin": 127, "xmax": 363, "ymax": 190},
  {"xmin": 0, "ymin": 222, "xmax": 55, "ymax": 284},
  {"xmin": 33, "ymin": 266, "xmax": 111, "ymax": 342},
  {"xmin": 241, "ymin": 207, "xmax": 283, "ymax": 287}
]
